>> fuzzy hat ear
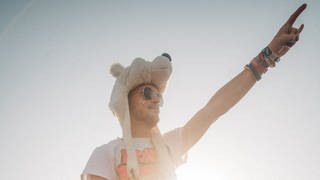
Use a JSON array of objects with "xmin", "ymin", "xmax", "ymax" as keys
[{"xmin": 110, "ymin": 63, "xmax": 124, "ymax": 78}]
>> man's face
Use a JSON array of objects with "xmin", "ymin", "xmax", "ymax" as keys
[{"xmin": 128, "ymin": 84, "xmax": 162, "ymax": 128}]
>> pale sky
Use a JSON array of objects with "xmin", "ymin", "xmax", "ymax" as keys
[{"xmin": 1, "ymin": 0, "xmax": 319, "ymax": 180}]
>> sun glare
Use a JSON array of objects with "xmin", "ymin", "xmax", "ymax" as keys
[{"xmin": 176, "ymin": 163, "xmax": 225, "ymax": 180}]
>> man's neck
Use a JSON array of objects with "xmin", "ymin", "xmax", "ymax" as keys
[{"xmin": 131, "ymin": 119, "xmax": 154, "ymax": 138}]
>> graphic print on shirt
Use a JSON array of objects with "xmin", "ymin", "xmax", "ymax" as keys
[{"xmin": 115, "ymin": 148, "xmax": 159, "ymax": 180}]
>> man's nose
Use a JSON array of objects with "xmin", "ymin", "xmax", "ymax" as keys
[
  {"xmin": 151, "ymin": 94, "xmax": 160, "ymax": 103},
  {"xmin": 151, "ymin": 94, "xmax": 163, "ymax": 106}
]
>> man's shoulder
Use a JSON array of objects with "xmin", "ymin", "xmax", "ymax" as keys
[{"xmin": 94, "ymin": 138, "xmax": 122, "ymax": 154}]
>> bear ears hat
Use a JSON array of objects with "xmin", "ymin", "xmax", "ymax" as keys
[
  {"xmin": 109, "ymin": 53, "xmax": 172, "ymax": 124},
  {"xmin": 108, "ymin": 53, "xmax": 172, "ymax": 177}
]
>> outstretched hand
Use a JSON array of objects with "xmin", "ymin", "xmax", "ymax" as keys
[{"xmin": 268, "ymin": 3, "xmax": 307, "ymax": 57}]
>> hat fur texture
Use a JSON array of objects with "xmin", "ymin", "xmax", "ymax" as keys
[{"xmin": 109, "ymin": 54, "xmax": 175, "ymax": 178}]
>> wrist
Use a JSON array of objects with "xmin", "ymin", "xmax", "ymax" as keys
[
  {"xmin": 262, "ymin": 46, "xmax": 280, "ymax": 65},
  {"xmin": 245, "ymin": 46, "xmax": 281, "ymax": 81}
]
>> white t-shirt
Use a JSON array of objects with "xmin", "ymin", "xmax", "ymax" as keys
[{"xmin": 82, "ymin": 128, "xmax": 187, "ymax": 180}]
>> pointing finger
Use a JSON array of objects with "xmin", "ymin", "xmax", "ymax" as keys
[{"xmin": 285, "ymin": 3, "xmax": 307, "ymax": 26}]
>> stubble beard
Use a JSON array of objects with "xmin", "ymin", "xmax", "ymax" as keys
[{"xmin": 141, "ymin": 111, "xmax": 159, "ymax": 128}]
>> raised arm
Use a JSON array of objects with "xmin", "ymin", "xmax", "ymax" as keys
[
  {"xmin": 181, "ymin": 4, "xmax": 307, "ymax": 154},
  {"xmin": 181, "ymin": 67, "xmax": 256, "ymax": 154}
]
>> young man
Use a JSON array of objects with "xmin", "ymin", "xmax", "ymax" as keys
[{"xmin": 81, "ymin": 4, "xmax": 307, "ymax": 180}]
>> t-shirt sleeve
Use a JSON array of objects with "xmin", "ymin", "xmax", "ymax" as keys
[
  {"xmin": 163, "ymin": 127, "xmax": 188, "ymax": 167},
  {"xmin": 82, "ymin": 144, "xmax": 115, "ymax": 180}
]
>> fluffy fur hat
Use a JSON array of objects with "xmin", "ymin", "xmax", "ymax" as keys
[{"xmin": 109, "ymin": 53, "xmax": 173, "ymax": 178}]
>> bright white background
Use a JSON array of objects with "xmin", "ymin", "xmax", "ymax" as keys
[{"xmin": 1, "ymin": 0, "xmax": 319, "ymax": 180}]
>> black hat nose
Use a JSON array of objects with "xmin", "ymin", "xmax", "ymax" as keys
[{"xmin": 161, "ymin": 53, "xmax": 172, "ymax": 62}]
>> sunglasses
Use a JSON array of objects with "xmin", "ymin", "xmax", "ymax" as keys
[{"xmin": 142, "ymin": 86, "xmax": 163, "ymax": 106}]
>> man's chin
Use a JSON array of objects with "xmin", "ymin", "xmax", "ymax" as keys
[{"xmin": 146, "ymin": 116, "xmax": 159, "ymax": 127}]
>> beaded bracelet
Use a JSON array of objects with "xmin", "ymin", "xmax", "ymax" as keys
[
  {"xmin": 245, "ymin": 46, "xmax": 280, "ymax": 81},
  {"xmin": 262, "ymin": 46, "xmax": 280, "ymax": 66},
  {"xmin": 252, "ymin": 56, "xmax": 267, "ymax": 74}
]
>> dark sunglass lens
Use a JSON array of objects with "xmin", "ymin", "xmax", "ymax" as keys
[{"xmin": 143, "ymin": 87, "xmax": 153, "ymax": 99}]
